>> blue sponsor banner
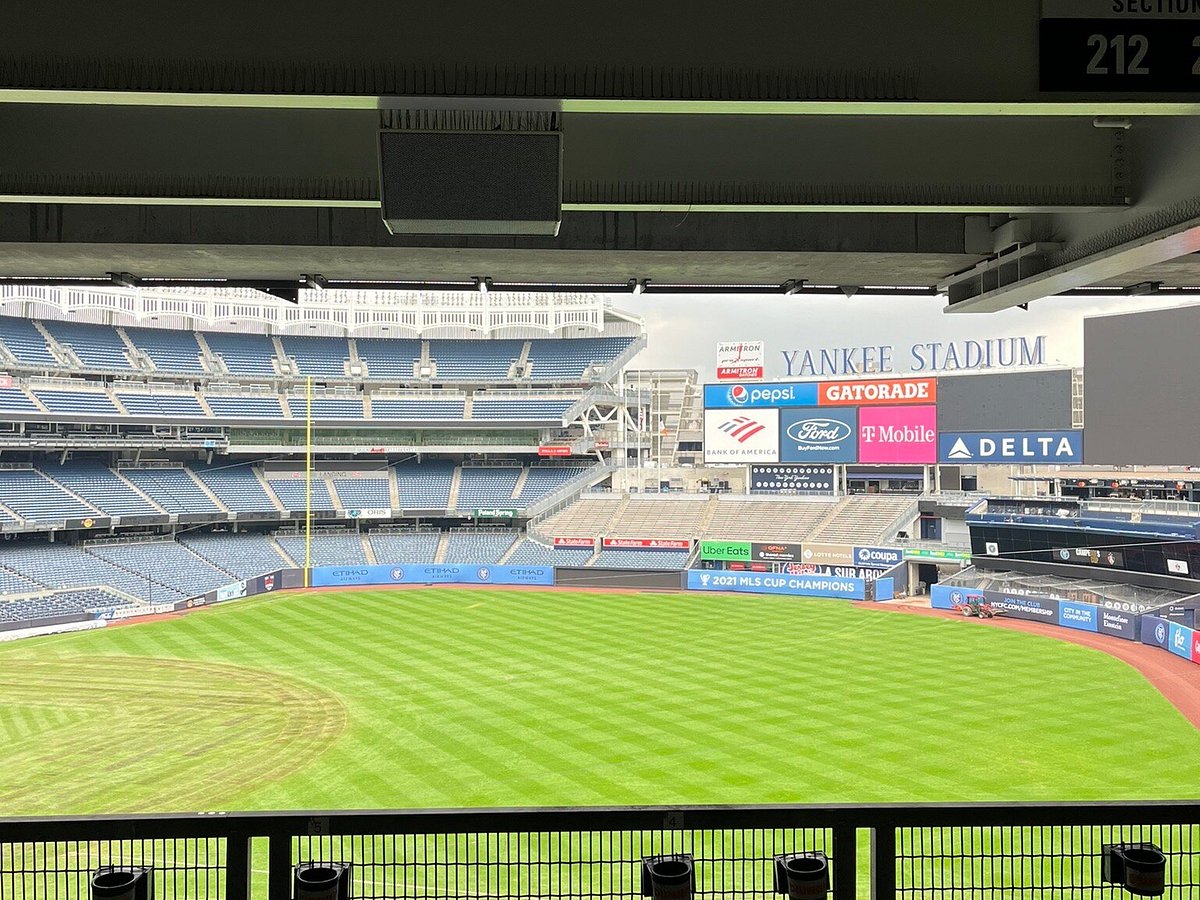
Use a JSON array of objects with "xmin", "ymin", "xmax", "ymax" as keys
[
  {"xmin": 1168, "ymin": 621, "xmax": 1193, "ymax": 659},
  {"xmin": 1140, "ymin": 615, "xmax": 1169, "ymax": 649},
  {"xmin": 780, "ymin": 407, "xmax": 858, "ymax": 463},
  {"xmin": 938, "ymin": 430, "xmax": 1083, "ymax": 464},
  {"xmin": 853, "ymin": 545, "xmax": 904, "ymax": 568},
  {"xmin": 930, "ymin": 583, "xmax": 956, "ymax": 609},
  {"xmin": 1057, "ymin": 600, "xmax": 1098, "ymax": 632},
  {"xmin": 704, "ymin": 381, "xmax": 819, "ymax": 409},
  {"xmin": 686, "ymin": 569, "xmax": 866, "ymax": 600},
  {"xmin": 311, "ymin": 564, "xmax": 554, "ymax": 588},
  {"xmin": 875, "ymin": 577, "xmax": 895, "ymax": 601}
]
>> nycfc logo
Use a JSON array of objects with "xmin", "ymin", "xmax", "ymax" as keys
[
  {"xmin": 390, "ymin": 568, "xmax": 404, "ymax": 581},
  {"xmin": 477, "ymin": 567, "xmax": 491, "ymax": 581},
  {"xmin": 1155, "ymin": 622, "xmax": 1167, "ymax": 644},
  {"xmin": 1059, "ymin": 550, "xmax": 1070, "ymax": 560},
  {"xmin": 787, "ymin": 419, "xmax": 852, "ymax": 445},
  {"xmin": 727, "ymin": 385, "xmax": 749, "ymax": 405},
  {"xmin": 950, "ymin": 590, "xmax": 963, "ymax": 605}
]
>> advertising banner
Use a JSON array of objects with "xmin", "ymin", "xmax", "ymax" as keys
[
  {"xmin": 686, "ymin": 569, "xmax": 867, "ymax": 600},
  {"xmin": 932, "ymin": 585, "xmax": 1060, "ymax": 623},
  {"xmin": 716, "ymin": 340, "xmax": 765, "ymax": 381},
  {"xmin": 311, "ymin": 564, "xmax": 554, "ymax": 588},
  {"xmin": 1141, "ymin": 615, "xmax": 1169, "ymax": 649},
  {"xmin": 779, "ymin": 408, "xmax": 858, "ymax": 463},
  {"xmin": 751, "ymin": 541, "xmax": 804, "ymax": 562},
  {"xmin": 1099, "ymin": 607, "xmax": 1138, "ymax": 641},
  {"xmin": 602, "ymin": 538, "xmax": 690, "ymax": 550},
  {"xmin": 801, "ymin": 542, "xmax": 855, "ymax": 565},
  {"xmin": 537, "ymin": 446, "xmax": 572, "ymax": 457},
  {"xmin": 347, "ymin": 507, "xmax": 393, "ymax": 520},
  {"xmin": 700, "ymin": 540, "xmax": 752, "ymax": 561},
  {"xmin": 938, "ymin": 430, "xmax": 1084, "ymax": 464},
  {"xmin": 1168, "ymin": 621, "xmax": 1193, "ymax": 660},
  {"xmin": 818, "ymin": 377, "xmax": 936, "ymax": 406},
  {"xmin": 553, "ymin": 537, "xmax": 595, "ymax": 548},
  {"xmin": 782, "ymin": 563, "xmax": 883, "ymax": 581},
  {"xmin": 703, "ymin": 382, "xmax": 819, "ymax": 409},
  {"xmin": 703, "ymin": 409, "xmax": 780, "ymax": 463},
  {"xmin": 472, "ymin": 508, "xmax": 518, "ymax": 519},
  {"xmin": 67, "ymin": 516, "xmax": 112, "ymax": 531},
  {"xmin": 749, "ymin": 465, "xmax": 835, "ymax": 495},
  {"xmin": 1057, "ymin": 547, "xmax": 1126, "ymax": 569},
  {"xmin": 905, "ymin": 548, "xmax": 972, "ymax": 561},
  {"xmin": 1192, "ymin": 631, "xmax": 1200, "ymax": 664},
  {"xmin": 215, "ymin": 581, "xmax": 248, "ymax": 603},
  {"xmin": 1167, "ymin": 558, "xmax": 1190, "ymax": 575},
  {"xmin": 1057, "ymin": 600, "xmax": 1099, "ymax": 632},
  {"xmin": 858, "ymin": 406, "xmax": 937, "ymax": 464},
  {"xmin": 853, "ymin": 546, "xmax": 904, "ymax": 569}
]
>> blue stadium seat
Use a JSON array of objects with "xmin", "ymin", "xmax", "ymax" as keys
[
  {"xmin": 286, "ymin": 397, "xmax": 363, "ymax": 419},
  {"xmin": 278, "ymin": 335, "xmax": 351, "ymax": 377},
  {"xmin": 371, "ymin": 398, "xmax": 465, "ymax": 420},
  {"xmin": 116, "ymin": 393, "xmax": 208, "ymax": 417},
  {"xmin": 518, "ymin": 466, "xmax": 591, "ymax": 503},
  {"xmin": 456, "ymin": 467, "xmax": 521, "ymax": 508},
  {"xmin": 0, "ymin": 386, "xmax": 40, "ymax": 412},
  {"xmin": 394, "ymin": 462, "xmax": 454, "ymax": 508},
  {"xmin": 34, "ymin": 389, "xmax": 118, "ymax": 414},
  {"xmin": 40, "ymin": 320, "xmax": 134, "ymax": 371},
  {"xmin": 0, "ymin": 317, "xmax": 60, "ymax": 367},
  {"xmin": 121, "ymin": 467, "xmax": 222, "ymax": 514},
  {"xmin": 526, "ymin": 337, "xmax": 635, "ymax": 380},
  {"xmin": 333, "ymin": 473, "xmax": 391, "ymax": 508},
  {"xmin": 267, "ymin": 474, "xmax": 332, "ymax": 511},
  {"xmin": 190, "ymin": 464, "xmax": 276, "ymax": 513},
  {"xmin": 505, "ymin": 540, "xmax": 592, "ymax": 567},
  {"xmin": 206, "ymin": 395, "xmax": 285, "ymax": 418},
  {"xmin": 428, "ymin": 340, "xmax": 522, "ymax": 381},
  {"xmin": 368, "ymin": 531, "xmax": 440, "ymax": 563},
  {"xmin": 43, "ymin": 463, "xmax": 161, "ymax": 517},
  {"xmin": 0, "ymin": 469, "xmax": 98, "ymax": 521},
  {"xmin": 124, "ymin": 326, "xmax": 206, "ymax": 374},
  {"xmin": 355, "ymin": 338, "xmax": 421, "ymax": 379},
  {"xmin": 592, "ymin": 549, "xmax": 689, "ymax": 570},
  {"xmin": 443, "ymin": 530, "xmax": 519, "ymax": 564},
  {"xmin": 274, "ymin": 532, "xmax": 367, "ymax": 566},
  {"xmin": 180, "ymin": 532, "xmax": 288, "ymax": 578},
  {"xmin": 203, "ymin": 331, "xmax": 279, "ymax": 376},
  {"xmin": 471, "ymin": 398, "xmax": 573, "ymax": 420}
]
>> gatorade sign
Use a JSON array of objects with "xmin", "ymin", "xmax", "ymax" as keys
[{"xmin": 819, "ymin": 378, "xmax": 935, "ymax": 406}]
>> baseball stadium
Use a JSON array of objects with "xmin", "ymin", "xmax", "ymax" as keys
[{"xmin": 4, "ymin": 4, "xmax": 1200, "ymax": 899}]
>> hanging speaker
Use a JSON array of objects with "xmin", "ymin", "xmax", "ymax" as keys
[{"xmin": 379, "ymin": 130, "xmax": 562, "ymax": 236}]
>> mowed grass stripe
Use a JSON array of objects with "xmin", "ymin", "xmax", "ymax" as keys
[{"xmin": 1, "ymin": 588, "xmax": 1198, "ymax": 814}]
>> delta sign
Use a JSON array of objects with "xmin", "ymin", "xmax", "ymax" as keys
[{"xmin": 938, "ymin": 431, "xmax": 1083, "ymax": 464}]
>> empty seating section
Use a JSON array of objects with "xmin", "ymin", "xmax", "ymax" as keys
[
  {"xmin": 180, "ymin": 532, "xmax": 287, "ymax": 578},
  {"xmin": 86, "ymin": 542, "xmax": 226, "ymax": 597},
  {"xmin": 278, "ymin": 336, "xmax": 349, "ymax": 376},
  {"xmin": 538, "ymin": 497, "xmax": 625, "ymax": 537},
  {"xmin": 268, "ymin": 474, "xmax": 333, "ymax": 510},
  {"xmin": 368, "ymin": 531, "xmax": 440, "ymax": 564},
  {"xmin": 0, "ymin": 387, "xmax": 38, "ymax": 411},
  {"xmin": 206, "ymin": 395, "xmax": 284, "ymax": 418},
  {"xmin": 472, "ymin": 398, "xmax": 572, "ymax": 420},
  {"xmin": 0, "ymin": 469, "xmax": 95, "ymax": 521},
  {"xmin": 371, "ymin": 398, "xmax": 465, "ymax": 420},
  {"xmin": 34, "ymin": 389, "xmax": 117, "ymax": 414},
  {"xmin": 593, "ymin": 549, "xmax": 689, "ymax": 570},
  {"xmin": 116, "ymin": 393, "xmax": 207, "ymax": 417},
  {"xmin": 429, "ymin": 340, "xmax": 521, "ymax": 381},
  {"xmin": 121, "ymin": 467, "xmax": 221, "ymax": 514},
  {"xmin": 40, "ymin": 320, "xmax": 132, "ymax": 370},
  {"xmin": 505, "ymin": 540, "xmax": 592, "ymax": 567},
  {"xmin": 394, "ymin": 462, "xmax": 454, "ymax": 508},
  {"xmin": 355, "ymin": 338, "xmax": 420, "ymax": 378},
  {"xmin": 333, "ymin": 474, "xmax": 390, "ymax": 508},
  {"xmin": 0, "ymin": 588, "xmax": 134, "ymax": 622},
  {"xmin": 705, "ymin": 500, "xmax": 835, "ymax": 542},
  {"xmin": 456, "ymin": 467, "xmax": 521, "ymax": 508},
  {"xmin": 809, "ymin": 495, "xmax": 915, "ymax": 543},
  {"xmin": 191, "ymin": 464, "xmax": 276, "ymax": 513},
  {"xmin": 0, "ymin": 565, "xmax": 43, "ymax": 596},
  {"xmin": 519, "ymin": 466, "xmax": 590, "ymax": 503},
  {"xmin": 275, "ymin": 532, "xmax": 366, "ymax": 567},
  {"xmin": 43, "ymin": 464, "xmax": 160, "ymax": 517},
  {"xmin": 0, "ymin": 543, "xmax": 180, "ymax": 602},
  {"xmin": 443, "ymin": 530, "xmax": 518, "ymax": 564},
  {"xmin": 608, "ymin": 498, "xmax": 711, "ymax": 538},
  {"xmin": 526, "ymin": 337, "xmax": 634, "ymax": 380},
  {"xmin": 124, "ymin": 326, "xmax": 205, "ymax": 374},
  {"xmin": 286, "ymin": 397, "xmax": 363, "ymax": 419},
  {"xmin": 204, "ymin": 332, "xmax": 278, "ymax": 376},
  {"xmin": 0, "ymin": 318, "xmax": 59, "ymax": 367}
]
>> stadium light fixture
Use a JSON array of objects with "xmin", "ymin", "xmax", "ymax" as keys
[
  {"xmin": 628, "ymin": 278, "xmax": 647, "ymax": 295},
  {"xmin": 1125, "ymin": 281, "xmax": 1163, "ymax": 296},
  {"xmin": 474, "ymin": 276, "xmax": 492, "ymax": 294},
  {"xmin": 1102, "ymin": 844, "xmax": 1166, "ymax": 897},
  {"xmin": 781, "ymin": 279, "xmax": 805, "ymax": 295},
  {"xmin": 641, "ymin": 855, "xmax": 694, "ymax": 900},
  {"xmin": 301, "ymin": 274, "xmax": 329, "ymax": 291},
  {"xmin": 90, "ymin": 866, "xmax": 152, "ymax": 900},
  {"xmin": 294, "ymin": 863, "xmax": 352, "ymax": 900},
  {"xmin": 773, "ymin": 853, "xmax": 830, "ymax": 900},
  {"xmin": 107, "ymin": 272, "xmax": 141, "ymax": 289}
]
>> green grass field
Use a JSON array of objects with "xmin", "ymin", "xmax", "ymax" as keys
[{"xmin": 1, "ymin": 587, "xmax": 1199, "ymax": 817}]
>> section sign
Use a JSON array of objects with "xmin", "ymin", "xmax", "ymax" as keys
[
  {"xmin": 779, "ymin": 408, "xmax": 857, "ymax": 463},
  {"xmin": 703, "ymin": 382, "xmax": 818, "ymax": 409},
  {"xmin": 703, "ymin": 408, "xmax": 780, "ymax": 462},
  {"xmin": 858, "ymin": 405, "xmax": 937, "ymax": 464},
  {"xmin": 938, "ymin": 430, "xmax": 1083, "ymax": 464}
]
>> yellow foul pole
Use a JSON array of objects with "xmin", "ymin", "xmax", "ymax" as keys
[{"xmin": 304, "ymin": 374, "xmax": 313, "ymax": 587}]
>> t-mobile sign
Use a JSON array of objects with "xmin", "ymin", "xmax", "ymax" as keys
[{"xmin": 858, "ymin": 405, "xmax": 937, "ymax": 464}]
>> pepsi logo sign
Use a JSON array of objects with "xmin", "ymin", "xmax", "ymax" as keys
[{"xmin": 727, "ymin": 385, "xmax": 749, "ymax": 405}]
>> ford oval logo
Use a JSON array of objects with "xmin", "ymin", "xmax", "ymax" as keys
[{"xmin": 787, "ymin": 418, "xmax": 852, "ymax": 445}]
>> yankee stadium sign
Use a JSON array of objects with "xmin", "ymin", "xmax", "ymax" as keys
[{"xmin": 780, "ymin": 335, "xmax": 1047, "ymax": 377}]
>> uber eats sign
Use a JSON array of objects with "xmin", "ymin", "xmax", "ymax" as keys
[{"xmin": 700, "ymin": 540, "xmax": 752, "ymax": 561}]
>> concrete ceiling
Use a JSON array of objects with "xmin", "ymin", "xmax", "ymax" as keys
[{"xmin": 2, "ymin": 0, "xmax": 1200, "ymax": 311}]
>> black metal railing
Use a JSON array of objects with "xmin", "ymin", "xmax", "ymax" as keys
[{"xmin": 0, "ymin": 803, "xmax": 1197, "ymax": 900}]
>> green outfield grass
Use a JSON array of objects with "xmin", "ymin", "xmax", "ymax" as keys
[{"xmin": 0, "ymin": 587, "xmax": 1198, "ymax": 816}]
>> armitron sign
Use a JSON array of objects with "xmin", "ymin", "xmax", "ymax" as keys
[{"xmin": 716, "ymin": 340, "xmax": 765, "ymax": 381}]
